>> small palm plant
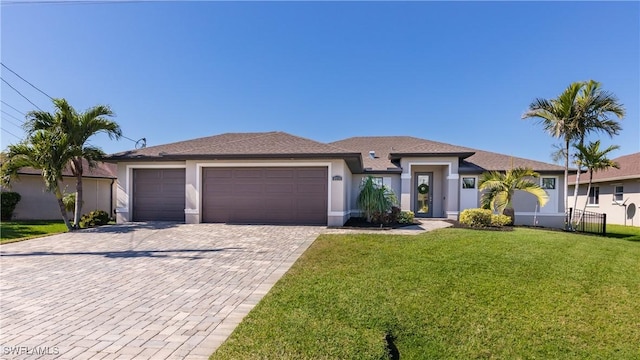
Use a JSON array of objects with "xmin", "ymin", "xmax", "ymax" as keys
[
  {"xmin": 357, "ymin": 176, "xmax": 397, "ymax": 223},
  {"xmin": 573, "ymin": 140, "xmax": 619, "ymax": 226},
  {"xmin": 479, "ymin": 167, "xmax": 549, "ymax": 225}
]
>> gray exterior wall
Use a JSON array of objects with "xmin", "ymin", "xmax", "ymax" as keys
[{"xmin": 3, "ymin": 175, "xmax": 115, "ymax": 220}]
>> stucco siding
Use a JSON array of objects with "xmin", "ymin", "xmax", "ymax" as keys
[
  {"xmin": 5, "ymin": 175, "xmax": 115, "ymax": 221},
  {"xmin": 568, "ymin": 180, "xmax": 640, "ymax": 226}
]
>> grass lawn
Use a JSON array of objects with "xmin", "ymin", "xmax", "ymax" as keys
[
  {"xmin": 607, "ymin": 224, "xmax": 640, "ymax": 241},
  {"xmin": 0, "ymin": 220, "xmax": 68, "ymax": 244},
  {"xmin": 212, "ymin": 227, "xmax": 640, "ymax": 359}
]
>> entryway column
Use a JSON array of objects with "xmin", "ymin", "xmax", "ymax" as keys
[{"xmin": 400, "ymin": 172, "xmax": 412, "ymax": 211}]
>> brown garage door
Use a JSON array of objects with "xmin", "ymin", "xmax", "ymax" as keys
[
  {"xmin": 132, "ymin": 169, "xmax": 185, "ymax": 221},
  {"xmin": 202, "ymin": 167, "xmax": 327, "ymax": 225}
]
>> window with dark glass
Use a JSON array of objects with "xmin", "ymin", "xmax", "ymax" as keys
[
  {"xmin": 588, "ymin": 186, "xmax": 599, "ymax": 205},
  {"xmin": 462, "ymin": 177, "xmax": 476, "ymax": 189}
]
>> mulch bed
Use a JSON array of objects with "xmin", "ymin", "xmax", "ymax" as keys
[{"xmin": 339, "ymin": 217, "xmax": 421, "ymax": 230}]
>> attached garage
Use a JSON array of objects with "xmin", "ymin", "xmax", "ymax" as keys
[
  {"xmin": 202, "ymin": 167, "xmax": 328, "ymax": 225},
  {"xmin": 132, "ymin": 169, "xmax": 186, "ymax": 221}
]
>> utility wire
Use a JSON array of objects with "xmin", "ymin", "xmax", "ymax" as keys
[
  {"xmin": 1, "ymin": 127, "xmax": 22, "ymax": 140},
  {"xmin": 1, "ymin": 117, "xmax": 24, "ymax": 129},
  {"xmin": 1, "ymin": 100, "xmax": 26, "ymax": 115},
  {"xmin": 0, "ymin": 77, "xmax": 43, "ymax": 111},
  {"xmin": 1, "ymin": 110, "xmax": 23, "ymax": 123},
  {"xmin": 1, "ymin": 63, "xmax": 54, "ymax": 100},
  {"xmin": 2, "ymin": 0, "xmax": 173, "ymax": 5},
  {"xmin": 1, "ymin": 64, "xmax": 146, "ymax": 148}
]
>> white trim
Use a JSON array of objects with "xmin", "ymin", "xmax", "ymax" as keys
[
  {"xmin": 196, "ymin": 161, "xmax": 333, "ymax": 222},
  {"xmin": 401, "ymin": 173, "xmax": 412, "ymax": 180},
  {"xmin": 184, "ymin": 209, "xmax": 199, "ymax": 215},
  {"xmin": 115, "ymin": 207, "xmax": 128, "ymax": 213},
  {"xmin": 407, "ymin": 161, "xmax": 456, "ymax": 177},
  {"xmin": 447, "ymin": 174, "xmax": 459, "ymax": 180},
  {"xmin": 125, "ymin": 164, "xmax": 187, "ymax": 221},
  {"xmin": 328, "ymin": 211, "xmax": 348, "ymax": 217}
]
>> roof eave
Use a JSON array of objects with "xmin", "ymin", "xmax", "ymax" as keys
[{"xmin": 389, "ymin": 151, "xmax": 475, "ymax": 160}]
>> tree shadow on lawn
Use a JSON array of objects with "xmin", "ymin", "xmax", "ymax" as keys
[
  {"xmin": 0, "ymin": 247, "xmax": 246, "ymax": 260},
  {"xmin": 605, "ymin": 232, "xmax": 640, "ymax": 242}
]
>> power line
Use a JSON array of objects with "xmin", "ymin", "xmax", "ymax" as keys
[
  {"xmin": 2, "ymin": 0, "xmax": 173, "ymax": 5},
  {"xmin": 1, "ymin": 110, "xmax": 23, "ymax": 123},
  {"xmin": 0, "ymin": 77, "xmax": 43, "ymax": 111},
  {"xmin": 1, "ymin": 63, "xmax": 53, "ymax": 100},
  {"xmin": 1, "ymin": 127, "xmax": 22, "ymax": 141},
  {"xmin": 1, "ymin": 116, "xmax": 24, "ymax": 130},
  {"xmin": 1, "ymin": 100, "xmax": 26, "ymax": 115}
]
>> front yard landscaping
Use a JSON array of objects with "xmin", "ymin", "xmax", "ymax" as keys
[
  {"xmin": 212, "ymin": 227, "xmax": 640, "ymax": 359},
  {"xmin": 0, "ymin": 221, "xmax": 68, "ymax": 244}
]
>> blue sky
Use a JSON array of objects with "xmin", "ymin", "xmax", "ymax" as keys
[{"xmin": 1, "ymin": 1, "xmax": 638, "ymax": 163}]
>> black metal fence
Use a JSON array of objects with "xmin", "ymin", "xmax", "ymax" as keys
[{"xmin": 567, "ymin": 208, "xmax": 607, "ymax": 235}]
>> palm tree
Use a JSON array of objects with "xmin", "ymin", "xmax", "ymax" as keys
[
  {"xmin": 479, "ymin": 167, "xmax": 549, "ymax": 225},
  {"xmin": 1, "ymin": 131, "xmax": 74, "ymax": 230},
  {"xmin": 568, "ymin": 80, "xmax": 624, "ymax": 220},
  {"xmin": 25, "ymin": 98, "xmax": 122, "ymax": 228},
  {"xmin": 573, "ymin": 140, "xmax": 620, "ymax": 226},
  {"xmin": 357, "ymin": 176, "xmax": 397, "ymax": 223},
  {"xmin": 523, "ymin": 80, "xmax": 625, "ymax": 227},
  {"xmin": 522, "ymin": 82, "xmax": 581, "ymax": 226}
]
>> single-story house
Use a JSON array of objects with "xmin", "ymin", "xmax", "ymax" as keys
[
  {"xmin": 107, "ymin": 131, "xmax": 565, "ymax": 228},
  {"xmin": 1, "ymin": 160, "xmax": 117, "ymax": 220},
  {"xmin": 568, "ymin": 152, "xmax": 640, "ymax": 227}
]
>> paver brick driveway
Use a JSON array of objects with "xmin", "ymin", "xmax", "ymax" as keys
[{"xmin": 0, "ymin": 223, "xmax": 324, "ymax": 360}]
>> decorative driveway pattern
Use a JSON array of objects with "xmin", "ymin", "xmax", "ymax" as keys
[{"xmin": 0, "ymin": 223, "xmax": 324, "ymax": 360}]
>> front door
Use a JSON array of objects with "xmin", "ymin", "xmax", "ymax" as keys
[{"xmin": 415, "ymin": 173, "xmax": 433, "ymax": 217}]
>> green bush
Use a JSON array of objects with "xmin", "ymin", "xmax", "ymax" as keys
[
  {"xmin": 79, "ymin": 210, "xmax": 110, "ymax": 228},
  {"xmin": 397, "ymin": 210, "xmax": 415, "ymax": 224},
  {"xmin": 491, "ymin": 214, "xmax": 512, "ymax": 227},
  {"xmin": 460, "ymin": 208, "xmax": 512, "ymax": 228},
  {"xmin": 1, "ymin": 192, "xmax": 21, "ymax": 221}
]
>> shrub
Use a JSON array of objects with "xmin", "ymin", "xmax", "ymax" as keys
[
  {"xmin": 357, "ymin": 177, "xmax": 397, "ymax": 223},
  {"xmin": 397, "ymin": 210, "xmax": 415, "ymax": 224},
  {"xmin": 79, "ymin": 210, "xmax": 110, "ymax": 228},
  {"xmin": 491, "ymin": 214, "xmax": 512, "ymax": 227},
  {"xmin": 1, "ymin": 191, "xmax": 21, "ymax": 221},
  {"xmin": 460, "ymin": 208, "xmax": 513, "ymax": 228}
]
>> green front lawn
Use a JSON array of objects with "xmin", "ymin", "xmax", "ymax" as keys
[
  {"xmin": 212, "ymin": 227, "xmax": 640, "ymax": 359},
  {"xmin": 0, "ymin": 220, "xmax": 68, "ymax": 244},
  {"xmin": 607, "ymin": 224, "xmax": 640, "ymax": 241}
]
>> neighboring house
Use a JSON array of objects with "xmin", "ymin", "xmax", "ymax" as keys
[
  {"xmin": 107, "ymin": 132, "xmax": 565, "ymax": 228},
  {"xmin": 568, "ymin": 152, "xmax": 640, "ymax": 227},
  {"xmin": 1, "ymin": 160, "xmax": 117, "ymax": 220}
]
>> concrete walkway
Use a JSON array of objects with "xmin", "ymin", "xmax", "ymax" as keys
[{"xmin": 0, "ymin": 220, "xmax": 451, "ymax": 359}]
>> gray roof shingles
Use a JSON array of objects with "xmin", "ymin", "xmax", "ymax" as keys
[
  {"xmin": 107, "ymin": 131, "xmax": 563, "ymax": 173},
  {"xmin": 568, "ymin": 152, "xmax": 640, "ymax": 184}
]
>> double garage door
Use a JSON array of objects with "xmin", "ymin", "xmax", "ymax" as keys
[{"xmin": 132, "ymin": 167, "xmax": 327, "ymax": 225}]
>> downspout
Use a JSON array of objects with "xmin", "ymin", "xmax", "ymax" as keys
[{"xmin": 110, "ymin": 178, "xmax": 115, "ymax": 220}]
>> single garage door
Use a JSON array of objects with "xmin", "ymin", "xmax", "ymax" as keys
[
  {"xmin": 132, "ymin": 169, "xmax": 185, "ymax": 221},
  {"xmin": 202, "ymin": 167, "xmax": 327, "ymax": 225}
]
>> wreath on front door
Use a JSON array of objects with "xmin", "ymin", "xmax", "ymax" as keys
[{"xmin": 418, "ymin": 183, "xmax": 429, "ymax": 194}]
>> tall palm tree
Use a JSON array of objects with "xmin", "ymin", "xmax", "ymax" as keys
[
  {"xmin": 573, "ymin": 140, "xmax": 620, "ymax": 226},
  {"xmin": 568, "ymin": 80, "xmax": 624, "ymax": 219},
  {"xmin": 25, "ymin": 98, "xmax": 122, "ymax": 228},
  {"xmin": 523, "ymin": 80, "xmax": 625, "ymax": 228},
  {"xmin": 1, "ymin": 131, "xmax": 74, "ymax": 230},
  {"xmin": 522, "ymin": 82, "xmax": 581, "ymax": 227},
  {"xmin": 479, "ymin": 167, "xmax": 549, "ymax": 225}
]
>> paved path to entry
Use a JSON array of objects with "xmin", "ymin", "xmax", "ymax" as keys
[
  {"xmin": 0, "ymin": 220, "xmax": 451, "ymax": 359},
  {"xmin": 0, "ymin": 223, "xmax": 323, "ymax": 359}
]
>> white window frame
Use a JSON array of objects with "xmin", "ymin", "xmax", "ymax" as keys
[
  {"xmin": 613, "ymin": 184, "xmax": 624, "ymax": 203},
  {"xmin": 587, "ymin": 186, "xmax": 599, "ymax": 206}
]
